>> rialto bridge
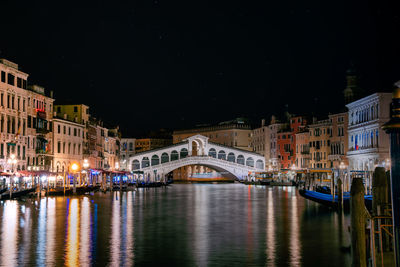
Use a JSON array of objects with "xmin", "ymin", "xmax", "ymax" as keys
[{"xmin": 128, "ymin": 135, "xmax": 265, "ymax": 181}]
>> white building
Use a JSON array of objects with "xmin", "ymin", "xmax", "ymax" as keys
[
  {"xmin": 268, "ymin": 116, "xmax": 283, "ymax": 170},
  {"xmin": 251, "ymin": 119, "xmax": 270, "ymax": 168},
  {"xmin": 52, "ymin": 117, "xmax": 84, "ymax": 173},
  {"xmin": 346, "ymin": 92, "xmax": 392, "ymax": 171},
  {"xmin": 120, "ymin": 138, "xmax": 136, "ymax": 171}
]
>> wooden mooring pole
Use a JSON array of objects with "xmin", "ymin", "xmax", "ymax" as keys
[{"xmin": 351, "ymin": 177, "xmax": 366, "ymax": 267}]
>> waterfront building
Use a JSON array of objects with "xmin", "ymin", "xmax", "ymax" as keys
[
  {"xmin": 295, "ymin": 130, "xmax": 310, "ymax": 169},
  {"xmin": 277, "ymin": 115, "xmax": 308, "ymax": 169},
  {"xmin": 87, "ymin": 118, "xmax": 107, "ymax": 169},
  {"xmin": 173, "ymin": 118, "xmax": 252, "ymax": 151},
  {"xmin": 26, "ymin": 85, "xmax": 54, "ymax": 171},
  {"xmin": 328, "ymin": 112, "xmax": 348, "ymax": 169},
  {"xmin": 52, "ymin": 116, "xmax": 84, "ymax": 173},
  {"xmin": 309, "ymin": 118, "xmax": 331, "ymax": 169},
  {"xmin": 346, "ymin": 93, "xmax": 392, "ymax": 171},
  {"xmin": 120, "ymin": 138, "xmax": 136, "ymax": 170},
  {"xmin": 103, "ymin": 127, "xmax": 120, "ymax": 171},
  {"xmin": 268, "ymin": 116, "xmax": 284, "ymax": 170},
  {"xmin": 0, "ymin": 59, "xmax": 29, "ymax": 172},
  {"xmin": 251, "ymin": 119, "xmax": 270, "ymax": 168}
]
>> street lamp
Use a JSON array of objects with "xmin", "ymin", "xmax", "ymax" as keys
[
  {"xmin": 7, "ymin": 154, "xmax": 17, "ymax": 194},
  {"xmin": 70, "ymin": 162, "xmax": 80, "ymax": 193},
  {"xmin": 83, "ymin": 159, "xmax": 90, "ymax": 185}
]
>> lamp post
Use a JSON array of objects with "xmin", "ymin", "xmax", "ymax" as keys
[
  {"xmin": 7, "ymin": 154, "xmax": 17, "ymax": 198},
  {"xmin": 83, "ymin": 159, "xmax": 89, "ymax": 185},
  {"xmin": 71, "ymin": 162, "xmax": 79, "ymax": 194},
  {"xmin": 337, "ymin": 162, "xmax": 346, "ymax": 210}
]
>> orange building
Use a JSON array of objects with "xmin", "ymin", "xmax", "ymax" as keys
[{"xmin": 277, "ymin": 116, "xmax": 308, "ymax": 169}]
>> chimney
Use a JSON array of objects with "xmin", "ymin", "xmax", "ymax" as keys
[
  {"xmin": 63, "ymin": 114, "xmax": 67, "ymax": 120},
  {"xmin": 261, "ymin": 119, "xmax": 265, "ymax": 127}
]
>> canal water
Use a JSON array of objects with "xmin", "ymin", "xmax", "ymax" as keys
[{"xmin": 0, "ymin": 184, "xmax": 351, "ymax": 266}]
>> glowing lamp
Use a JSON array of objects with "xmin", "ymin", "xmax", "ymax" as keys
[{"xmin": 71, "ymin": 163, "xmax": 79, "ymax": 172}]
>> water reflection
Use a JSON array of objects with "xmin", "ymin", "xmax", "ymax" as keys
[
  {"xmin": 66, "ymin": 199, "xmax": 80, "ymax": 267},
  {"xmin": 80, "ymin": 197, "xmax": 91, "ymax": 267},
  {"xmin": 46, "ymin": 198, "xmax": 56, "ymax": 266},
  {"xmin": 0, "ymin": 201, "xmax": 18, "ymax": 266},
  {"xmin": 0, "ymin": 185, "xmax": 351, "ymax": 266},
  {"xmin": 266, "ymin": 188, "xmax": 276, "ymax": 266}
]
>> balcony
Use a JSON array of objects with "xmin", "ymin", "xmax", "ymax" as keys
[
  {"xmin": 36, "ymin": 148, "xmax": 51, "ymax": 155},
  {"xmin": 36, "ymin": 127, "xmax": 50, "ymax": 134}
]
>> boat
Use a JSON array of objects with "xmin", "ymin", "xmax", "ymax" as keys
[
  {"xmin": 0, "ymin": 188, "xmax": 36, "ymax": 200},
  {"xmin": 299, "ymin": 189, "xmax": 372, "ymax": 210}
]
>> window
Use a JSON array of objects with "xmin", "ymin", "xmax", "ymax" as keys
[
  {"xmin": 1, "ymin": 71, "xmax": 5, "ymax": 82},
  {"xmin": 69, "ymin": 127, "xmax": 71, "ymax": 135},
  {"xmin": 57, "ymin": 107, "xmax": 61, "ymax": 113},
  {"xmin": 17, "ymin": 77, "xmax": 22, "ymax": 88},
  {"xmin": 57, "ymin": 141, "xmax": 61, "ymax": 153},
  {"xmin": 7, "ymin": 73, "xmax": 14, "ymax": 86},
  {"xmin": 63, "ymin": 126, "xmax": 66, "ymax": 134},
  {"xmin": 0, "ymin": 93, "xmax": 3, "ymax": 107},
  {"xmin": 74, "ymin": 128, "xmax": 77, "ymax": 136},
  {"xmin": 74, "ymin": 106, "xmax": 78, "ymax": 112}
]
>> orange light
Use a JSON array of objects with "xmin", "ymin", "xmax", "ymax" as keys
[{"xmin": 71, "ymin": 163, "xmax": 80, "ymax": 172}]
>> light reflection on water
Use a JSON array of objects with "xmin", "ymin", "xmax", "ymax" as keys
[{"xmin": 0, "ymin": 184, "xmax": 351, "ymax": 266}]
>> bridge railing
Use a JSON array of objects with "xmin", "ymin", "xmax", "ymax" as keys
[{"xmin": 137, "ymin": 155, "xmax": 263, "ymax": 172}]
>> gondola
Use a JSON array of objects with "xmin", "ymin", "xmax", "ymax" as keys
[
  {"xmin": 0, "ymin": 187, "xmax": 36, "ymax": 200},
  {"xmin": 299, "ymin": 189, "xmax": 372, "ymax": 210}
]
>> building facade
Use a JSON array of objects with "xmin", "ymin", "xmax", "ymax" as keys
[
  {"xmin": 120, "ymin": 138, "xmax": 136, "ymax": 170},
  {"xmin": 295, "ymin": 130, "xmax": 310, "ymax": 169},
  {"xmin": 0, "ymin": 59, "xmax": 29, "ymax": 172},
  {"xmin": 328, "ymin": 112, "xmax": 348, "ymax": 169},
  {"xmin": 309, "ymin": 119, "xmax": 331, "ymax": 169},
  {"xmin": 251, "ymin": 119, "xmax": 270, "ymax": 168},
  {"xmin": 52, "ymin": 117, "xmax": 84, "ymax": 173},
  {"xmin": 346, "ymin": 93, "xmax": 392, "ymax": 171}
]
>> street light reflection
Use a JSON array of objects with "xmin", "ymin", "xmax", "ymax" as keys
[{"xmin": 66, "ymin": 199, "xmax": 80, "ymax": 267}]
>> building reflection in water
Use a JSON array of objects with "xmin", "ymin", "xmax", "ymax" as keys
[
  {"xmin": 37, "ymin": 198, "xmax": 47, "ymax": 266},
  {"xmin": 266, "ymin": 188, "xmax": 276, "ymax": 266},
  {"xmin": 46, "ymin": 198, "xmax": 56, "ymax": 266},
  {"xmin": 289, "ymin": 187, "xmax": 301, "ymax": 266},
  {"xmin": 194, "ymin": 185, "xmax": 209, "ymax": 267},
  {"xmin": 80, "ymin": 197, "xmax": 91, "ymax": 267},
  {"xmin": 0, "ymin": 201, "xmax": 19, "ymax": 266},
  {"xmin": 19, "ymin": 203, "xmax": 32, "ymax": 265},
  {"xmin": 110, "ymin": 192, "xmax": 121, "ymax": 266},
  {"xmin": 124, "ymin": 192, "xmax": 134, "ymax": 266},
  {"xmin": 66, "ymin": 199, "xmax": 80, "ymax": 267}
]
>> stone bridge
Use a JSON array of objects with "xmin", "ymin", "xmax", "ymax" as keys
[{"xmin": 128, "ymin": 135, "xmax": 265, "ymax": 181}]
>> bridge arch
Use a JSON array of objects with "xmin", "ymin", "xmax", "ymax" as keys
[
  {"xmin": 227, "ymin": 152, "xmax": 235, "ymax": 162},
  {"xmin": 151, "ymin": 155, "xmax": 160, "ymax": 166},
  {"xmin": 208, "ymin": 148, "xmax": 216, "ymax": 158},
  {"xmin": 171, "ymin": 150, "xmax": 179, "ymax": 161},
  {"xmin": 237, "ymin": 155, "xmax": 245, "ymax": 165},
  {"xmin": 132, "ymin": 159, "xmax": 140, "ymax": 170},
  {"xmin": 161, "ymin": 153, "xmax": 169, "ymax": 163},
  {"xmin": 218, "ymin": 150, "xmax": 226, "ymax": 160},
  {"xmin": 180, "ymin": 148, "xmax": 188, "ymax": 158},
  {"xmin": 246, "ymin": 157, "xmax": 254, "ymax": 167},
  {"xmin": 142, "ymin": 157, "xmax": 150, "ymax": 168},
  {"xmin": 256, "ymin": 159, "xmax": 264, "ymax": 169}
]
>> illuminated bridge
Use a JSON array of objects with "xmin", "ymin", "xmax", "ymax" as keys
[{"xmin": 129, "ymin": 135, "xmax": 265, "ymax": 181}]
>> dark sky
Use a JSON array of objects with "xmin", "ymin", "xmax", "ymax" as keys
[{"xmin": 0, "ymin": 0, "xmax": 399, "ymax": 137}]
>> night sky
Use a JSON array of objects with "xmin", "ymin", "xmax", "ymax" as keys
[{"xmin": 0, "ymin": 1, "xmax": 399, "ymax": 137}]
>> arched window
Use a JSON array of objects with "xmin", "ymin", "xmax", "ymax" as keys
[
  {"xmin": 227, "ymin": 152, "xmax": 235, "ymax": 162},
  {"xmin": 180, "ymin": 148, "xmax": 188, "ymax": 158},
  {"xmin": 161, "ymin": 153, "xmax": 169, "ymax": 163},
  {"xmin": 151, "ymin": 155, "xmax": 159, "ymax": 166},
  {"xmin": 218, "ymin": 150, "xmax": 226, "ymax": 160},
  {"xmin": 256, "ymin": 160, "xmax": 264, "ymax": 169},
  {"xmin": 208, "ymin": 148, "xmax": 216, "ymax": 158},
  {"xmin": 142, "ymin": 157, "xmax": 150, "ymax": 168},
  {"xmin": 171, "ymin": 150, "xmax": 179, "ymax": 161},
  {"xmin": 246, "ymin": 157, "xmax": 254, "ymax": 167},
  {"xmin": 132, "ymin": 160, "xmax": 140, "ymax": 170},
  {"xmin": 237, "ymin": 155, "xmax": 245, "ymax": 165}
]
